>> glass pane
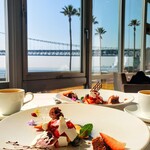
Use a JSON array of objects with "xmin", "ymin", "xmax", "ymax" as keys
[
  {"xmin": 92, "ymin": 0, "xmax": 119, "ymax": 74},
  {"xmin": 124, "ymin": 0, "xmax": 142, "ymax": 72},
  {"xmin": 146, "ymin": 35, "xmax": 150, "ymax": 72},
  {"xmin": 146, "ymin": 2, "xmax": 150, "ymax": 73},
  {"xmin": 27, "ymin": 0, "xmax": 81, "ymax": 72},
  {"xmin": 0, "ymin": 0, "xmax": 6, "ymax": 81},
  {"xmin": 147, "ymin": 2, "xmax": 150, "ymax": 23}
]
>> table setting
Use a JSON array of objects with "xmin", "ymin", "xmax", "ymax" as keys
[{"xmin": 0, "ymin": 85, "xmax": 150, "ymax": 149}]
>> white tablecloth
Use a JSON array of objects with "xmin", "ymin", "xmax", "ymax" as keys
[
  {"xmin": 2, "ymin": 92, "xmax": 150, "ymax": 149},
  {"xmin": 22, "ymin": 93, "xmax": 57, "ymax": 110}
]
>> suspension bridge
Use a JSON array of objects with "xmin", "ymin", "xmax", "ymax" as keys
[{"xmin": 0, "ymin": 31, "xmax": 140, "ymax": 56}]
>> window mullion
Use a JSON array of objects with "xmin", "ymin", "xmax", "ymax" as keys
[
  {"xmin": 7, "ymin": 0, "xmax": 23, "ymax": 88},
  {"xmin": 141, "ymin": 0, "xmax": 147, "ymax": 71},
  {"xmin": 118, "ymin": 0, "xmax": 125, "ymax": 72},
  {"xmin": 83, "ymin": 0, "xmax": 92, "ymax": 88}
]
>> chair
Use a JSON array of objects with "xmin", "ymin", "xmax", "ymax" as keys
[{"xmin": 113, "ymin": 72, "xmax": 150, "ymax": 93}]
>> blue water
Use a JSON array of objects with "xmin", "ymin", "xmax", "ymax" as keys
[
  {"xmin": 0, "ymin": 67, "xmax": 118, "ymax": 79},
  {"xmin": 0, "ymin": 69, "xmax": 5, "ymax": 79},
  {"xmin": 0, "ymin": 55, "xmax": 133, "ymax": 79}
]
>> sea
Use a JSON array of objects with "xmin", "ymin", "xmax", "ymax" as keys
[{"xmin": 0, "ymin": 55, "xmax": 133, "ymax": 79}]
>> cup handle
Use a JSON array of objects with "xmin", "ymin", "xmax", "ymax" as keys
[{"xmin": 23, "ymin": 92, "xmax": 34, "ymax": 105}]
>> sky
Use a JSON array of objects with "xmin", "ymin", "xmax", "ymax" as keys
[
  {"xmin": 0, "ymin": 0, "xmax": 147, "ymax": 50},
  {"xmin": 93, "ymin": 0, "xmax": 142, "ymax": 49},
  {"xmin": 27, "ymin": 0, "xmax": 81, "ymax": 49}
]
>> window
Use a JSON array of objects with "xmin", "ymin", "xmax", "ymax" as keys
[
  {"xmin": 92, "ymin": 0, "xmax": 119, "ymax": 74},
  {"xmin": 0, "ymin": 0, "xmax": 7, "ymax": 81},
  {"xmin": 145, "ymin": 2, "xmax": 150, "ymax": 72},
  {"xmin": 124, "ymin": 0, "xmax": 142, "ymax": 72},
  {"xmin": 21, "ymin": 0, "xmax": 89, "ymax": 92},
  {"xmin": 0, "ymin": 0, "xmax": 149, "ymax": 92},
  {"xmin": 27, "ymin": 0, "xmax": 81, "ymax": 73}
]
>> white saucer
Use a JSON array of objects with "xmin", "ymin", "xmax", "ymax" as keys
[{"xmin": 124, "ymin": 103, "xmax": 150, "ymax": 123}]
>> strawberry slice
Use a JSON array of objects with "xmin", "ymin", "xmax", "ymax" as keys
[
  {"xmin": 31, "ymin": 112, "xmax": 37, "ymax": 117},
  {"xmin": 53, "ymin": 129, "xmax": 60, "ymax": 138},
  {"xmin": 84, "ymin": 98, "xmax": 95, "ymax": 104},
  {"xmin": 66, "ymin": 121, "xmax": 75, "ymax": 129},
  {"xmin": 100, "ymin": 133, "xmax": 126, "ymax": 150}
]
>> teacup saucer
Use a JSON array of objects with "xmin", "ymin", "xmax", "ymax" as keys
[{"xmin": 124, "ymin": 103, "xmax": 150, "ymax": 123}]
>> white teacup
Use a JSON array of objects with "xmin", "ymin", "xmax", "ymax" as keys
[
  {"xmin": 0, "ymin": 88, "xmax": 34, "ymax": 115},
  {"xmin": 138, "ymin": 90, "xmax": 150, "ymax": 118}
]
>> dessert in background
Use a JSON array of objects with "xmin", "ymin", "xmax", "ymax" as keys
[
  {"xmin": 63, "ymin": 91, "xmax": 79, "ymax": 101},
  {"xmin": 82, "ymin": 90, "xmax": 119, "ymax": 104},
  {"xmin": 63, "ymin": 82, "xmax": 121, "ymax": 105}
]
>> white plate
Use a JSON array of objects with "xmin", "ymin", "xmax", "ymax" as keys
[
  {"xmin": 0, "ymin": 104, "xmax": 149, "ymax": 149},
  {"xmin": 124, "ymin": 103, "xmax": 150, "ymax": 123},
  {"xmin": 55, "ymin": 89, "xmax": 134, "ymax": 107}
]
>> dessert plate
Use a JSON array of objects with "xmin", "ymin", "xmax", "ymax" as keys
[
  {"xmin": 0, "ymin": 104, "xmax": 149, "ymax": 149},
  {"xmin": 54, "ymin": 89, "xmax": 134, "ymax": 107},
  {"xmin": 124, "ymin": 103, "xmax": 150, "ymax": 123}
]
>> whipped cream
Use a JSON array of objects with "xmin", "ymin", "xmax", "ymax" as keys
[{"xmin": 31, "ymin": 131, "xmax": 55, "ymax": 149}]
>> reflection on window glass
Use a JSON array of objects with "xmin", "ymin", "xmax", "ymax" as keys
[
  {"xmin": 146, "ymin": 2, "xmax": 150, "ymax": 72},
  {"xmin": 0, "ymin": 0, "xmax": 6, "ymax": 81},
  {"xmin": 92, "ymin": 0, "xmax": 119, "ymax": 74},
  {"xmin": 124, "ymin": 0, "xmax": 142, "ymax": 72},
  {"xmin": 147, "ymin": 2, "xmax": 150, "ymax": 23},
  {"xmin": 27, "ymin": 0, "xmax": 81, "ymax": 72},
  {"xmin": 146, "ymin": 35, "xmax": 150, "ymax": 72}
]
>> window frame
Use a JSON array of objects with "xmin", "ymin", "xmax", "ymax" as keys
[
  {"xmin": 1, "ymin": 0, "xmax": 148, "ymax": 92},
  {"xmin": 0, "ymin": 0, "xmax": 9, "ymax": 88},
  {"xmin": 141, "ymin": 0, "xmax": 150, "ymax": 71},
  {"xmin": 21, "ymin": 0, "xmax": 92, "ymax": 92},
  {"xmin": 0, "ymin": 0, "xmax": 93, "ymax": 92}
]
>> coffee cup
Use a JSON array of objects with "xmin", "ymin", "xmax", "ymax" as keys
[
  {"xmin": 138, "ymin": 90, "xmax": 150, "ymax": 117},
  {"xmin": 0, "ymin": 88, "xmax": 34, "ymax": 115}
]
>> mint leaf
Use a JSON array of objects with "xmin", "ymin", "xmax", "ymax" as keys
[
  {"xmin": 80, "ymin": 96, "xmax": 84, "ymax": 100},
  {"xmin": 79, "ymin": 123, "xmax": 93, "ymax": 138}
]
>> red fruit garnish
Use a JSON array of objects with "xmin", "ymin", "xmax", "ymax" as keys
[
  {"xmin": 66, "ymin": 121, "xmax": 75, "ymax": 129},
  {"xmin": 89, "ymin": 96, "xmax": 93, "ymax": 100},
  {"xmin": 100, "ymin": 133, "xmax": 126, "ymax": 150},
  {"xmin": 47, "ymin": 120, "xmax": 59, "ymax": 132},
  {"xmin": 31, "ymin": 112, "xmax": 37, "ymax": 117},
  {"xmin": 53, "ymin": 129, "xmax": 60, "ymax": 138},
  {"xmin": 54, "ymin": 141, "xmax": 59, "ymax": 148},
  {"xmin": 86, "ymin": 98, "xmax": 95, "ymax": 104}
]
